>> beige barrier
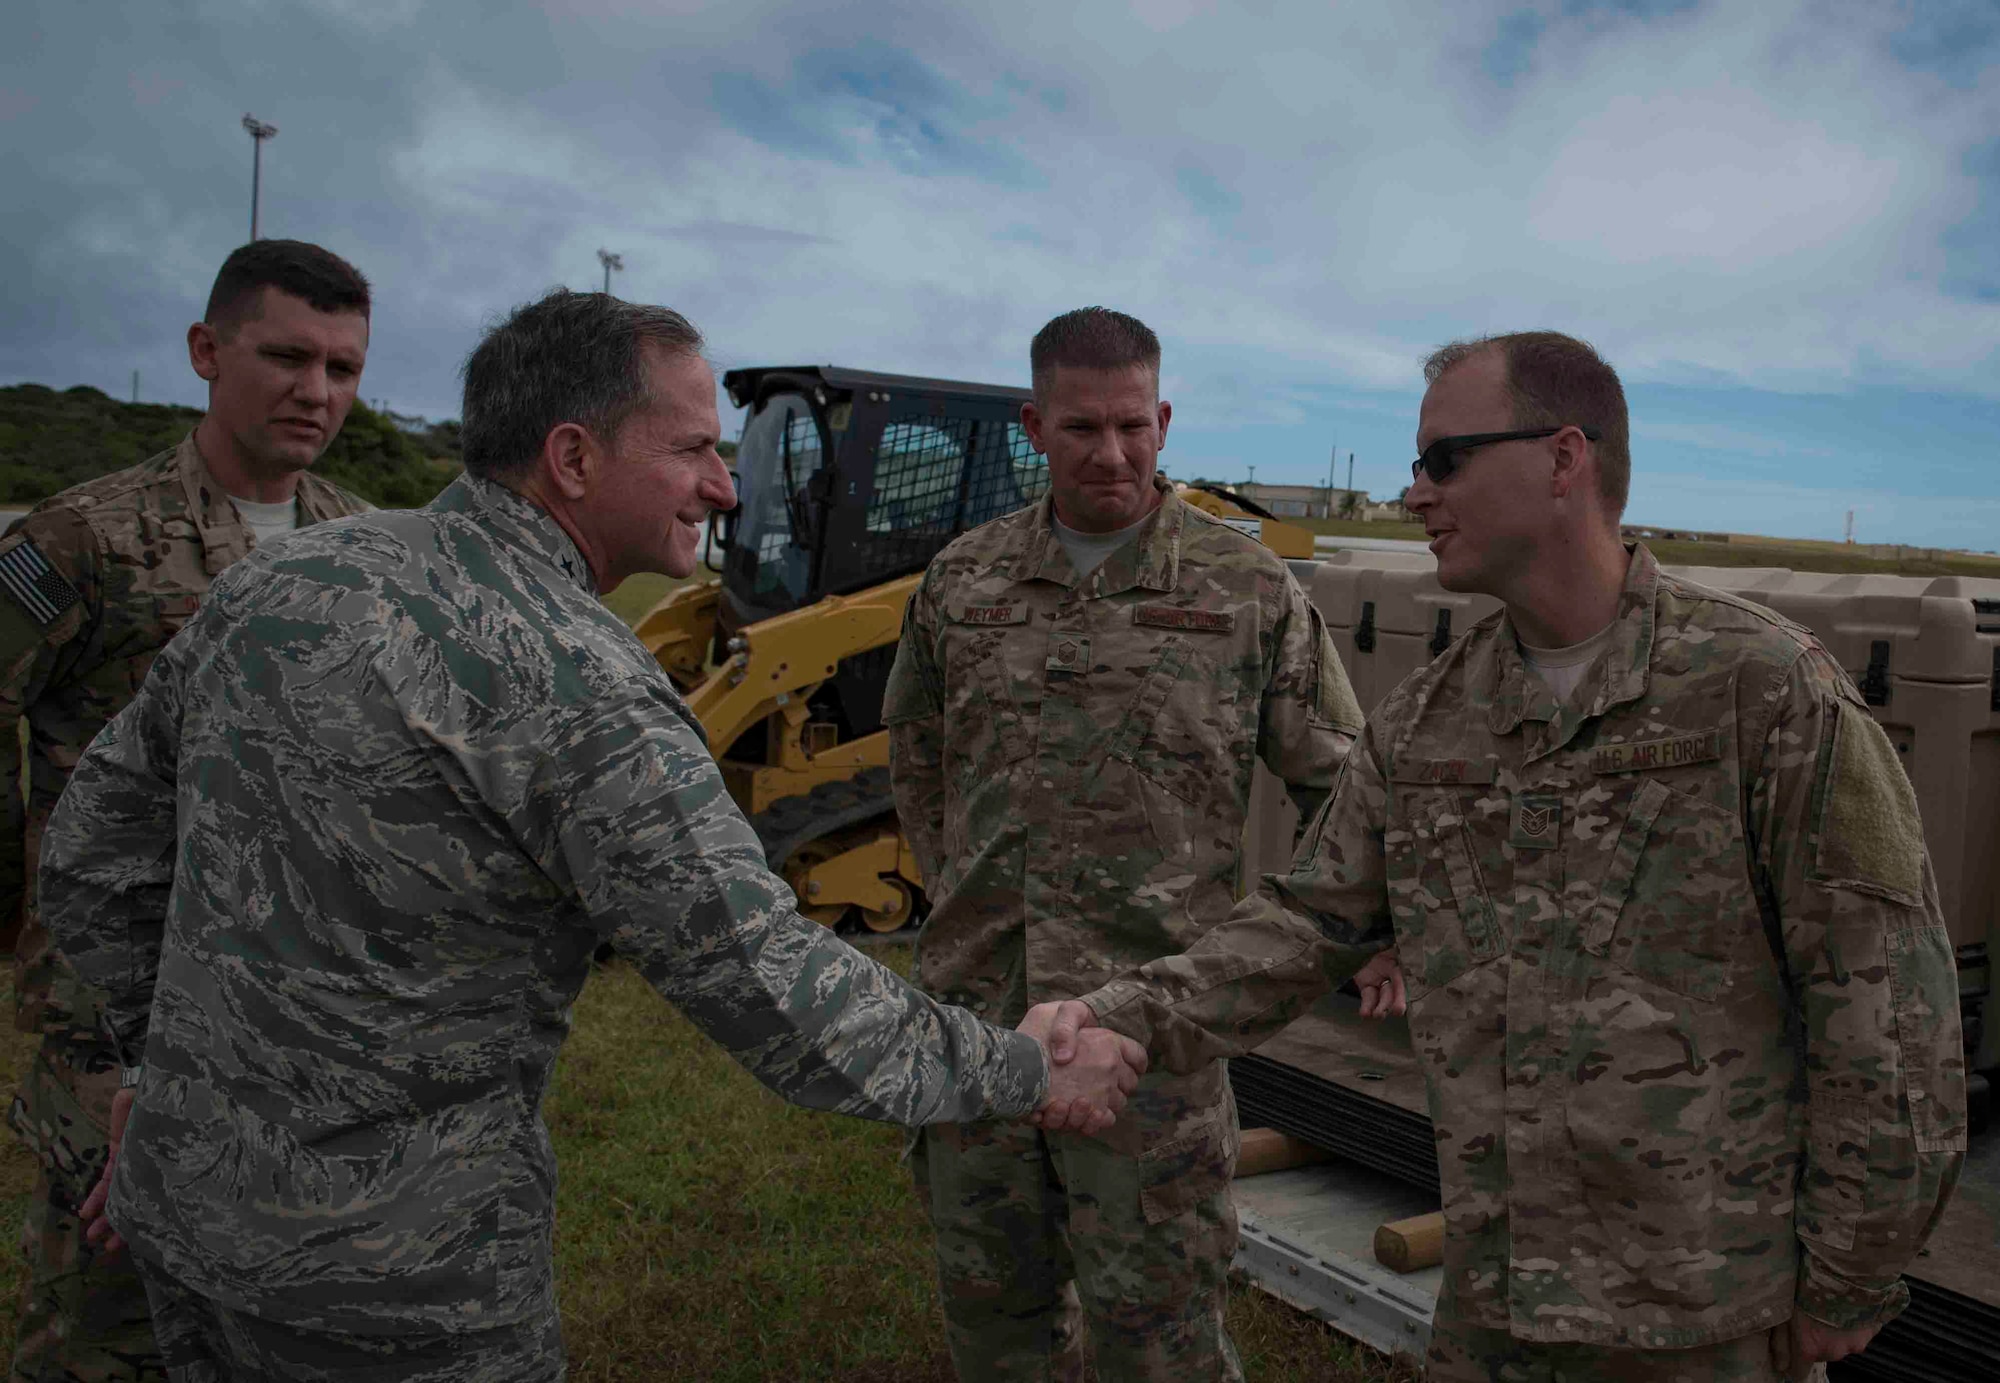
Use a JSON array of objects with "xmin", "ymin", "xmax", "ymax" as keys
[{"xmin": 1245, "ymin": 557, "xmax": 2000, "ymax": 983}]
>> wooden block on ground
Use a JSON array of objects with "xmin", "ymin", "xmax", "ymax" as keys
[
  {"xmin": 1373, "ymin": 1210, "xmax": 1445, "ymax": 1273},
  {"xmin": 1234, "ymin": 1127, "xmax": 1333, "ymax": 1179}
]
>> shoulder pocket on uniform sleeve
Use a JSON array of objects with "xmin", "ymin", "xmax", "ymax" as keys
[
  {"xmin": 1887, "ymin": 924, "xmax": 1969, "ymax": 1153},
  {"xmin": 1811, "ymin": 699, "xmax": 1924, "ymax": 904},
  {"xmin": 881, "ymin": 639, "xmax": 941, "ymax": 726},
  {"xmin": 0, "ymin": 531, "xmax": 86, "ymax": 647},
  {"xmin": 1306, "ymin": 608, "xmax": 1362, "ymax": 732}
]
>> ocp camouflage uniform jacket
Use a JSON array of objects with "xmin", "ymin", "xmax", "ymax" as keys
[
  {"xmin": 1083, "ymin": 545, "xmax": 1965, "ymax": 1347},
  {"xmin": 884, "ymin": 478, "xmax": 1364, "ymax": 1031},
  {"xmin": 39, "ymin": 473, "xmax": 1048, "ymax": 1336},
  {"xmin": 0, "ymin": 433, "xmax": 367, "ymax": 984},
  {"xmin": 0, "ymin": 433, "xmax": 367, "ymax": 1185}
]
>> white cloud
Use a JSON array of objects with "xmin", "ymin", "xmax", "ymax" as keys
[
  {"xmin": 1632, "ymin": 420, "xmax": 1832, "ymax": 460},
  {"xmin": 8, "ymin": 0, "xmax": 2000, "ymax": 543}
]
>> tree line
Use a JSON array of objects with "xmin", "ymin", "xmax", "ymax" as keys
[{"xmin": 0, "ymin": 384, "xmax": 464, "ymax": 508}]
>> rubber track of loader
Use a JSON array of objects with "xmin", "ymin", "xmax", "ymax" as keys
[{"xmin": 748, "ymin": 767, "xmax": 898, "ymax": 874}]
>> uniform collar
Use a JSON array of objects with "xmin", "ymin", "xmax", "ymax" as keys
[
  {"xmin": 174, "ymin": 428, "xmax": 357, "ymax": 576},
  {"xmin": 1484, "ymin": 544, "xmax": 1658, "ymax": 749},
  {"xmin": 1004, "ymin": 476, "xmax": 1183, "ymax": 597},
  {"xmin": 429, "ymin": 473, "xmax": 597, "ymax": 595},
  {"xmin": 175, "ymin": 431, "xmax": 255, "ymax": 576}
]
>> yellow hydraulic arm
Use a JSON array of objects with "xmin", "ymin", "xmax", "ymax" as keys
[
  {"xmin": 683, "ymin": 571, "xmax": 921, "ymax": 758},
  {"xmin": 635, "ymin": 572, "xmax": 926, "ymax": 931}
]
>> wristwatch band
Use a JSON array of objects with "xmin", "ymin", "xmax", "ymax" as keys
[{"xmin": 119, "ymin": 1066, "xmax": 143, "ymax": 1090}]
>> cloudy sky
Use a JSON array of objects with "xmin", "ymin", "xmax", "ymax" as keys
[{"xmin": 6, "ymin": 1, "xmax": 1997, "ymax": 546}]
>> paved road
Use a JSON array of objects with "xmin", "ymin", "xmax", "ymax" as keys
[{"xmin": 1313, "ymin": 533, "xmax": 1432, "ymax": 556}]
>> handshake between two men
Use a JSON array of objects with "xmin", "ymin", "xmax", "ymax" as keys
[{"xmin": 1012, "ymin": 952, "xmax": 1410, "ymax": 1136}]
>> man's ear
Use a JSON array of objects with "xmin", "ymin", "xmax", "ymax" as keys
[
  {"xmin": 187, "ymin": 321, "xmax": 220, "ymax": 383},
  {"xmin": 1548, "ymin": 425, "xmax": 1591, "ymax": 500},
  {"xmin": 1020, "ymin": 400, "xmax": 1047, "ymax": 454},
  {"xmin": 538, "ymin": 422, "xmax": 598, "ymax": 502}
]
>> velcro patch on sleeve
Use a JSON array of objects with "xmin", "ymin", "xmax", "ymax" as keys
[
  {"xmin": 1310, "ymin": 618, "xmax": 1364, "ymax": 730},
  {"xmin": 1590, "ymin": 731, "xmax": 1721, "ymax": 775},
  {"xmin": 1389, "ymin": 757, "xmax": 1498, "ymax": 785},
  {"xmin": 0, "ymin": 536, "xmax": 81, "ymax": 627},
  {"xmin": 950, "ymin": 603, "xmax": 1029, "ymax": 626},
  {"xmin": 1814, "ymin": 700, "xmax": 1924, "ymax": 900},
  {"xmin": 1132, "ymin": 604, "xmax": 1235, "ymax": 633}
]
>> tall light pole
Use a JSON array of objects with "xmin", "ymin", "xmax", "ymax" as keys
[
  {"xmin": 242, "ymin": 113, "xmax": 278, "ymax": 240},
  {"xmin": 596, "ymin": 248, "xmax": 624, "ymax": 296}
]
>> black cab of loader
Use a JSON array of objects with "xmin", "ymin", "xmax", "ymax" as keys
[
  {"xmin": 718, "ymin": 366, "xmax": 1048, "ymax": 614},
  {"xmin": 712, "ymin": 366, "xmax": 1051, "ymax": 733}
]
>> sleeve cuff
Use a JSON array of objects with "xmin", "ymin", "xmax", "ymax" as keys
[
  {"xmin": 1081, "ymin": 983, "xmax": 1152, "ymax": 1045},
  {"xmin": 1797, "ymin": 1250, "xmax": 1910, "ymax": 1332},
  {"xmin": 1008, "ymin": 1028, "xmax": 1050, "ymax": 1116}
]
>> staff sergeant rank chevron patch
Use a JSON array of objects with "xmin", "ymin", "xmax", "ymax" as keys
[
  {"xmin": 1510, "ymin": 792, "xmax": 1561, "ymax": 850},
  {"xmin": 0, "ymin": 537, "xmax": 81, "ymax": 626}
]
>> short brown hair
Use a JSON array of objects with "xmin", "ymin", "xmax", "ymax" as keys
[
  {"xmin": 1424, "ymin": 331, "xmax": 1631, "ymax": 515},
  {"xmin": 204, "ymin": 240, "xmax": 371, "ymax": 331},
  {"xmin": 1030, "ymin": 307, "xmax": 1160, "ymax": 399}
]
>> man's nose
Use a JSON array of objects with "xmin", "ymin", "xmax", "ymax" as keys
[
  {"xmin": 1404, "ymin": 470, "xmax": 1439, "ymax": 515},
  {"xmin": 702, "ymin": 451, "xmax": 737, "ymax": 508},
  {"xmin": 293, "ymin": 363, "xmax": 330, "ymax": 407}
]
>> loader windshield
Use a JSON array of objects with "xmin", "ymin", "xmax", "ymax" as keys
[{"xmin": 732, "ymin": 392, "xmax": 827, "ymax": 604}]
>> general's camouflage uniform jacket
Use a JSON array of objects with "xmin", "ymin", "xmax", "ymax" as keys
[
  {"xmin": 39, "ymin": 474, "xmax": 1048, "ymax": 1336},
  {"xmin": 1084, "ymin": 546, "xmax": 1966, "ymax": 1347},
  {"xmin": 0, "ymin": 433, "xmax": 367, "ymax": 1186},
  {"xmin": 884, "ymin": 478, "xmax": 1363, "ymax": 1031}
]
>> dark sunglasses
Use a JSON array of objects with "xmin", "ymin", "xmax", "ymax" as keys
[{"xmin": 1411, "ymin": 425, "xmax": 1602, "ymax": 484}]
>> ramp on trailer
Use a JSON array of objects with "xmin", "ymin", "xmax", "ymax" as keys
[
  {"xmin": 1231, "ymin": 1159, "xmax": 1440, "ymax": 1363},
  {"xmin": 1226, "ymin": 1001, "xmax": 2000, "ymax": 1382}
]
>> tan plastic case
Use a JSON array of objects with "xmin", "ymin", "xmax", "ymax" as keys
[{"xmin": 1248, "ymin": 557, "xmax": 2000, "ymax": 993}]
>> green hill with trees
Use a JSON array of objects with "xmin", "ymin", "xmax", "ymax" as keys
[{"xmin": 0, "ymin": 383, "xmax": 464, "ymax": 508}]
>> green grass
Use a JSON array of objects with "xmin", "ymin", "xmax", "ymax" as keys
[
  {"xmin": 547, "ymin": 953, "xmax": 1414, "ymax": 1382},
  {"xmin": 0, "ymin": 956, "xmax": 1412, "ymax": 1382},
  {"xmin": 1643, "ymin": 536, "xmax": 2000, "ymax": 578},
  {"xmin": 600, "ymin": 570, "xmax": 687, "ymax": 627}
]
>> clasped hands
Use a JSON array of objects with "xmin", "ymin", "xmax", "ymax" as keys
[
  {"xmin": 1014, "ymin": 951, "xmax": 1408, "ymax": 1138},
  {"xmin": 1016, "ymin": 1003, "xmax": 1147, "ymax": 1137}
]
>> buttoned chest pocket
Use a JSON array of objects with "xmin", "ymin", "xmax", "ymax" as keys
[
  {"xmin": 1105, "ymin": 637, "xmax": 1246, "ymax": 810},
  {"xmin": 1385, "ymin": 791, "xmax": 1506, "ymax": 1000},
  {"xmin": 85, "ymin": 591, "xmax": 202, "ymax": 702},
  {"xmin": 1579, "ymin": 778, "xmax": 1750, "ymax": 1002},
  {"xmin": 941, "ymin": 639, "xmax": 1036, "ymax": 794}
]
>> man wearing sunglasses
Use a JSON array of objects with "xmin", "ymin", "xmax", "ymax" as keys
[{"xmin": 1028, "ymin": 331, "xmax": 1964, "ymax": 1380}]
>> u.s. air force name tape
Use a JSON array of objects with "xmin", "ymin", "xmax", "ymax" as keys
[{"xmin": 0, "ymin": 537, "xmax": 80, "ymax": 626}]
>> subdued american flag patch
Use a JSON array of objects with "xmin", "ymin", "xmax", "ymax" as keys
[{"xmin": 0, "ymin": 537, "xmax": 81, "ymax": 626}]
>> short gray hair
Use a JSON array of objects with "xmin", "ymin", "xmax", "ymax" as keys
[{"xmin": 459, "ymin": 289, "xmax": 705, "ymax": 481}]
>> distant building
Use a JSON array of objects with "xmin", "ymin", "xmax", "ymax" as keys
[{"xmin": 1219, "ymin": 482, "xmax": 1360, "ymax": 519}]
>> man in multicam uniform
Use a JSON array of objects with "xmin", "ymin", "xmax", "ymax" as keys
[
  {"xmin": 0, "ymin": 239, "xmax": 376, "ymax": 1381},
  {"xmin": 1031, "ymin": 331, "xmax": 1967, "ymax": 1381},
  {"xmin": 41, "ymin": 289, "xmax": 1146, "ymax": 1383},
  {"xmin": 885, "ymin": 307, "xmax": 1397, "ymax": 1382}
]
